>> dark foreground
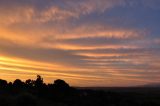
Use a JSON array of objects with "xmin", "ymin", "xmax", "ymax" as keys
[{"xmin": 0, "ymin": 76, "xmax": 160, "ymax": 106}]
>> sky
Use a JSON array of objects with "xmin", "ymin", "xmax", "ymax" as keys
[{"xmin": 0, "ymin": 0, "xmax": 160, "ymax": 87}]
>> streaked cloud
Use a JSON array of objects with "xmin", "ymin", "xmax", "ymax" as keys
[{"xmin": 0, "ymin": 0, "xmax": 160, "ymax": 86}]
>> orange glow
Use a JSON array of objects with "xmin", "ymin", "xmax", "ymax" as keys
[{"xmin": 0, "ymin": 0, "xmax": 159, "ymax": 87}]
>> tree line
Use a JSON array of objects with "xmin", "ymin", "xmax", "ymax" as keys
[
  {"xmin": 0, "ymin": 75, "xmax": 72, "ymax": 94},
  {"xmin": 0, "ymin": 75, "xmax": 160, "ymax": 106}
]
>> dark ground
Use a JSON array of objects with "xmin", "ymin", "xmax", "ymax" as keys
[{"xmin": 0, "ymin": 76, "xmax": 160, "ymax": 106}]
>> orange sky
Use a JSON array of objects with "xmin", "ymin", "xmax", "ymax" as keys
[{"xmin": 0, "ymin": 0, "xmax": 160, "ymax": 87}]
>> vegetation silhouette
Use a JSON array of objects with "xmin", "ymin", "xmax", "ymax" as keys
[
  {"xmin": 0, "ymin": 75, "xmax": 160, "ymax": 106},
  {"xmin": 0, "ymin": 79, "xmax": 7, "ymax": 88}
]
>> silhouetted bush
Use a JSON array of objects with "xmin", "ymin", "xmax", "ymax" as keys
[{"xmin": 0, "ymin": 75, "xmax": 160, "ymax": 106}]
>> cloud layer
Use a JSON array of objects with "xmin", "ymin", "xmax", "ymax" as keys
[{"xmin": 0, "ymin": 0, "xmax": 160, "ymax": 86}]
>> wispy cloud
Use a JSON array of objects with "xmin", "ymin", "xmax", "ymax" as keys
[{"xmin": 0, "ymin": 0, "xmax": 160, "ymax": 86}]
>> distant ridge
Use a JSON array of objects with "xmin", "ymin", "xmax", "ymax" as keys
[{"xmin": 142, "ymin": 83, "xmax": 160, "ymax": 87}]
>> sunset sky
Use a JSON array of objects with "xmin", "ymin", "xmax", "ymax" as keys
[{"xmin": 0, "ymin": 0, "xmax": 160, "ymax": 87}]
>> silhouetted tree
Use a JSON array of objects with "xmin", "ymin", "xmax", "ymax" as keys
[
  {"xmin": 13, "ymin": 79, "xmax": 24, "ymax": 88},
  {"xmin": 54, "ymin": 79, "xmax": 70, "ymax": 90},
  {"xmin": 25, "ymin": 79, "xmax": 34, "ymax": 88},
  {"xmin": 34, "ymin": 75, "xmax": 43, "ymax": 89},
  {"xmin": 0, "ymin": 79, "xmax": 7, "ymax": 88},
  {"xmin": 0, "ymin": 75, "xmax": 160, "ymax": 106}
]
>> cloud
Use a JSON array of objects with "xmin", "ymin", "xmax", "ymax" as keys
[
  {"xmin": 0, "ymin": 41, "xmax": 88, "ymax": 68},
  {"xmin": 0, "ymin": 0, "xmax": 160, "ymax": 86},
  {"xmin": 0, "ymin": 0, "xmax": 125, "ymax": 24},
  {"xmin": 0, "ymin": 0, "xmax": 159, "ymax": 25}
]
